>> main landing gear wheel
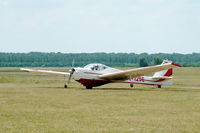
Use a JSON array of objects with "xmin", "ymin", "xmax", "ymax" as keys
[
  {"xmin": 157, "ymin": 85, "xmax": 161, "ymax": 88},
  {"xmin": 86, "ymin": 86, "xmax": 93, "ymax": 89}
]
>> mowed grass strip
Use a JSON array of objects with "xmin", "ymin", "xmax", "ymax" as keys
[{"xmin": 0, "ymin": 67, "xmax": 200, "ymax": 133}]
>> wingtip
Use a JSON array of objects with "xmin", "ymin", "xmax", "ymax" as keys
[
  {"xmin": 162, "ymin": 60, "xmax": 182, "ymax": 67},
  {"xmin": 20, "ymin": 68, "xmax": 30, "ymax": 72},
  {"xmin": 20, "ymin": 68, "xmax": 25, "ymax": 71},
  {"xmin": 172, "ymin": 62, "xmax": 182, "ymax": 67}
]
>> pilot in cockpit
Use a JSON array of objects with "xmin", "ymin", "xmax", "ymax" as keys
[
  {"xmin": 91, "ymin": 65, "xmax": 99, "ymax": 71},
  {"xmin": 85, "ymin": 64, "xmax": 107, "ymax": 71}
]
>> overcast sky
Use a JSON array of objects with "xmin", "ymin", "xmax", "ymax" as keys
[{"xmin": 0, "ymin": 0, "xmax": 200, "ymax": 53}]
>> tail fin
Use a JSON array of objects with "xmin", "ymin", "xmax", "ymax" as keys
[
  {"xmin": 153, "ymin": 60, "xmax": 173, "ymax": 79},
  {"xmin": 151, "ymin": 60, "xmax": 180, "ymax": 85},
  {"xmin": 152, "ymin": 68, "xmax": 173, "ymax": 86},
  {"xmin": 153, "ymin": 68, "xmax": 173, "ymax": 78}
]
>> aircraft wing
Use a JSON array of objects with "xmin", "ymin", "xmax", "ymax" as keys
[
  {"xmin": 98, "ymin": 62, "xmax": 182, "ymax": 81},
  {"xmin": 20, "ymin": 68, "xmax": 70, "ymax": 76}
]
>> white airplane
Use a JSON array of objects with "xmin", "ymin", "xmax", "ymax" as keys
[{"xmin": 20, "ymin": 60, "xmax": 182, "ymax": 89}]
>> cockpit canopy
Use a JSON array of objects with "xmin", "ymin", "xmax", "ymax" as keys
[{"xmin": 84, "ymin": 64, "xmax": 108, "ymax": 71}]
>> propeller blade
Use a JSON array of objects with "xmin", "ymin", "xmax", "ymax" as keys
[
  {"xmin": 68, "ymin": 68, "xmax": 75, "ymax": 84},
  {"xmin": 67, "ymin": 59, "xmax": 76, "ymax": 84},
  {"xmin": 72, "ymin": 59, "xmax": 75, "ymax": 67}
]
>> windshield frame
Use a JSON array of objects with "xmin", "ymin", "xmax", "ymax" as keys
[{"xmin": 84, "ymin": 64, "xmax": 108, "ymax": 71}]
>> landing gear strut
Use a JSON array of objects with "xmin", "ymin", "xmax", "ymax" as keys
[{"xmin": 64, "ymin": 75, "xmax": 68, "ymax": 88}]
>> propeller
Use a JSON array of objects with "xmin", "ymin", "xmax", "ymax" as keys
[
  {"xmin": 67, "ymin": 59, "xmax": 75, "ymax": 84},
  {"xmin": 68, "ymin": 68, "xmax": 75, "ymax": 84}
]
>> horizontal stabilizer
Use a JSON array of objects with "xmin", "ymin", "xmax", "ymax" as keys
[{"xmin": 152, "ymin": 76, "xmax": 173, "ymax": 79}]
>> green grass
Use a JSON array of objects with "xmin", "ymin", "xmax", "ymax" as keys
[{"xmin": 0, "ymin": 67, "xmax": 200, "ymax": 133}]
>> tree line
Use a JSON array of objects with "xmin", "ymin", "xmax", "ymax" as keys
[{"xmin": 0, "ymin": 52, "xmax": 200, "ymax": 67}]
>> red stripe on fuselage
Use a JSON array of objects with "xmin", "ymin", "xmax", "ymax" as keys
[
  {"xmin": 76, "ymin": 78, "xmax": 111, "ymax": 87},
  {"xmin": 76, "ymin": 78, "xmax": 160, "ymax": 87}
]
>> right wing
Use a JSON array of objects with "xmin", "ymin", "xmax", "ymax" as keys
[
  {"xmin": 98, "ymin": 62, "xmax": 181, "ymax": 81},
  {"xmin": 20, "ymin": 68, "xmax": 70, "ymax": 76}
]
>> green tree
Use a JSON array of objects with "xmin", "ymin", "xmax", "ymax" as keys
[
  {"xmin": 153, "ymin": 57, "xmax": 163, "ymax": 65},
  {"xmin": 139, "ymin": 58, "xmax": 148, "ymax": 67}
]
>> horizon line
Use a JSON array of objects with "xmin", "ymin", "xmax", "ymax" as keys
[{"xmin": 0, "ymin": 51, "xmax": 200, "ymax": 55}]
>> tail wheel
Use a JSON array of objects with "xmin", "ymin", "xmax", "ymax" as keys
[
  {"xmin": 64, "ymin": 85, "xmax": 68, "ymax": 88},
  {"xmin": 86, "ymin": 86, "xmax": 93, "ymax": 89}
]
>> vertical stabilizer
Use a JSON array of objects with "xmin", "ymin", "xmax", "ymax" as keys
[{"xmin": 153, "ymin": 60, "xmax": 173, "ymax": 78}]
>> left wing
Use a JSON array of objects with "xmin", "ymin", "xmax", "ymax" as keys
[
  {"xmin": 98, "ymin": 62, "xmax": 181, "ymax": 81},
  {"xmin": 20, "ymin": 68, "xmax": 70, "ymax": 76}
]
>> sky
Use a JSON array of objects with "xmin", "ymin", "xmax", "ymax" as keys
[{"xmin": 0, "ymin": 0, "xmax": 200, "ymax": 54}]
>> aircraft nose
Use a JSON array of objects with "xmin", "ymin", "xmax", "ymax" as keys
[
  {"xmin": 72, "ymin": 68, "xmax": 75, "ymax": 72},
  {"xmin": 69, "ymin": 68, "xmax": 75, "ymax": 72}
]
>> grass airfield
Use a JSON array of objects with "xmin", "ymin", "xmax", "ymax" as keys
[{"xmin": 0, "ymin": 67, "xmax": 200, "ymax": 133}]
